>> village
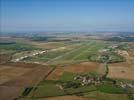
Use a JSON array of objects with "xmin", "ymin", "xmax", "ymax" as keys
[{"xmin": 74, "ymin": 74, "xmax": 103, "ymax": 86}]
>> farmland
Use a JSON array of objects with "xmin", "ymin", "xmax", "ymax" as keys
[
  {"xmin": 1, "ymin": 0, "xmax": 134, "ymax": 99},
  {"xmin": 25, "ymin": 41, "xmax": 107, "ymax": 66},
  {"xmin": 0, "ymin": 34, "xmax": 134, "ymax": 100}
]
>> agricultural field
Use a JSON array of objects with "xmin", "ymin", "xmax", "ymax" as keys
[
  {"xmin": 84, "ymin": 91, "xmax": 129, "ymax": 100},
  {"xmin": 0, "ymin": 35, "xmax": 134, "ymax": 100},
  {"xmin": 108, "ymin": 60, "xmax": 134, "ymax": 80},
  {"xmin": 0, "ymin": 65, "xmax": 32, "ymax": 84},
  {"xmin": 0, "ymin": 62, "xmax": 53, "ymax": 100},
  {"xmin": 25, "ymin": 41, "xmax": 107, "ymax": 65},
  {"xmin": 1, "ymin": 0, "xmax": 134, "ymax": 99},
  {"xmin": 46, "ymin": 62, "xmax": 104, "ymax": 80},
  {"xmin": 0, "ymin": 42, "xmax": 37, "ymax": 54}
]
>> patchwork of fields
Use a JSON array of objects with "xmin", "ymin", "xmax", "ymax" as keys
[
  {"xmin": 46, "ymin": 62, "xmax": 104, "ymax": 80},
  {"xmin": 0, "ymin": 63, "xmax": 53, "ymax": 100},
  {"xmin": 25, "ymin": 41, "xmax": 107, "ymax": 65},
  {"xmin": 0, "ymin": 37, "xmax": 134, "ymax": 100}
]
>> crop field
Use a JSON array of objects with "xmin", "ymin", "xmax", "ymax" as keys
[
  {"xmin": 47, "ymin": 41, "xmax": 107, "ymax": 65},
  {"xmin": 26, "ymin": 49, "xmax": 71, "ymax": 62},
  {"xmin": 27, "ymin": 77, "xmax": 130, "ymax": 99},
  {"xmin": 0, "ymin": 42, "xmax": 38, "ymax": 54},
  {"xmin": 30, "ymin": 81, "xmax": 65, "ymax": 98},
  {"xmin": 108, "ymin": 56, "xmax": 134, "ymax": 80},
  {"xmin": 0, "ymin": 36, "xmax": 134, "ymax": 100},
  {"xmin": 46, "ymin": 62, "xmax": 102, "ymax": 80},
  {"xmin": 84, "ymin": 91, "xmax": 129, "ymax": 100},
  {"xmin": 28, "ymin": 80, "xmax": 97, "ymax": 98},
  {"xmin": 108, "ymin": 66, "xmax": 134, "ymax": 80},
  {"xmin": 1, "ymin": 0, "xmax": 134, "ymax": 99},
  {"xmin": 24, "ymin": 42, "xmax": 83, "ymax": 63},
  {"xmin": 0, "ymin": 65, "xmax": 32, "ymax": 85},
  {"xmin": 30, "ymin": 41, "xmax": 66, "ymax": 49},
  {"xmin": 63, "ymin": 62, "xmax": 101, "ymax": 73},
  {"xmin": 0, "ymin": 62, "xmax": 53, "ymax": 100},
  {"xmin": 24, "ymin": 41, "xmax": 107, "ymax": 65},
  {"xmin": 3, "ymin": 66, "xmax": 52, "ymax": 87}
]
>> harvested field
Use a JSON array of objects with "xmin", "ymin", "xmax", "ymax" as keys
[
  {"xmin": 0, "ymin": 63, "xmax": 53, "ymax": 100},
  {"xmin": 108, "ymin": 66, "xmax": 134, "ymax": 80},
  {"xmin": 108, "ymin": 59, "xmax": 134, "ymax": 80},
  {"xmin": 3, "ymin": 66, "xmax": 52, "ymax": 86},
  {"xmin": 46, "ymin": 62, "xmax": 100, "ymax": 80},
  {"xmin": 46, "ymin": 68, "xmax": 63, "ymax": 80},
  {"xmin": 96, "ymin": 63, "xmax": 106, "ymax": 75},
  {"xmin": 0, "ymin": 86, "xmax": 22, "ymax": 100},
  {"xmin": 128, "ymin": 50, "xmax": 134, "ymax": 57},
  {"xmin": 0, "ymin": 54, "xmax": 11, "ymax": 64},
  {"xmin": 0, "ymin": 65, "xmax": 32, "ymax": 84},
  {"xmin": 37, "ymin": 96, "xmax": 95, "ymax": 100},
  {"xmin": 65, "ymin": 62, "xmax": 99, "ymax": 73}
]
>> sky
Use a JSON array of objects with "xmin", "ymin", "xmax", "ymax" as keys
[{"xmin": 0, "ymin": 0, "xmax": 134, "ymax": 32}]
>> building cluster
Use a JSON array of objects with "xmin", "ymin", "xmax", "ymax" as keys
[
  {"xmin": 99, "ymin": 49, "xmax": 109, "ymax": 53},
  {"xmin": 118, "ymin": 82, "xmax": 134, "ymax": 89},
  {"xmin": 99, "ymin": 44, "xmax": 119, "ymax": 53},
  {"xmin": 74, "ymin": 75, "xmax": 103, "ymax": 86},
  {"xmin": 12, "ymin": 50, "xmax": 46, "ymax": 62},
  {"xmin": 108, "ymin": 45, "xmax": 118, "ymax": 49},
  {"xmin": 115, "ymin": 50, "xmax": 129, "ymax": 57}
]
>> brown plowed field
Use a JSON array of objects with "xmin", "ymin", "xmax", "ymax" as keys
[
  {"xmin": 0, "ymin": 86, "xmax": 22, "ymax": 100},
  {"xmin": 108, "ymin": 66, "xmax": 134, "ymax": 80},
  {"xmin": 64, "ymin": 62, "xmax": 99, "ymax": 73},
  {"xmin": 0, "ymin": 65, "xmax": 32, "ymax": 85},
  {"xmin": 0, "ymin": 54, "xmax": 11, "ymax": 64},
  {"xmin": 3, "ymin": 66, "xmax": 52, "ymax": 86},
  {"xmin": 108, "ymin": 60, "xmax": 134, "ymax": 80},
  {"xmin": 0, "ymin": 63, "xmax": 52, "ymax": 100},
  {"xmin": 46, "ymin": 62, "xmax": 101, "ymax": 80}
]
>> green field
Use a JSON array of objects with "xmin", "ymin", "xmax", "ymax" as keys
[
  {"xmin": 97, "ymin": 84, "xmax": 125, "ymax": 94},
  {"xmin": 74, "ymin": 42, "xmax": 106, "ymax": 59},
  {"xmin": 24, "ymin": 41, "xmax": 107, "ymax": 65},
  {"xmin": 31, "ymin": 81, "xmax": 65, "ymax": 98},
  {"xmin": 50, "ymin": 41, "xmax": 107, "ymax": 65},
  {"xmin": 0, "ymin": 42, "xmax": 38, "ymax": 54},
  {"xmin": 84, "ymin": 91, "xmax": 129, "ymax": 100},
  {"xmin": 24, "ymin": 42, "xmax": 83, "ymax": 63},
  {"xmin": 28, "ymin": 80, "xmax": 96, "ymax": 98},
  {"xmin": 65, "ymin": 85, "xmax": 96, "ymax": 95},
  {"xmin": 60, "ymin": 72, "xmax": 77, "ymax": 82}
]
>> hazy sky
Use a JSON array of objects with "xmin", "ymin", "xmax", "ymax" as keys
[{"xmin": 1, "ymin": 0, "xmax": 134, "ymax": 32}]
